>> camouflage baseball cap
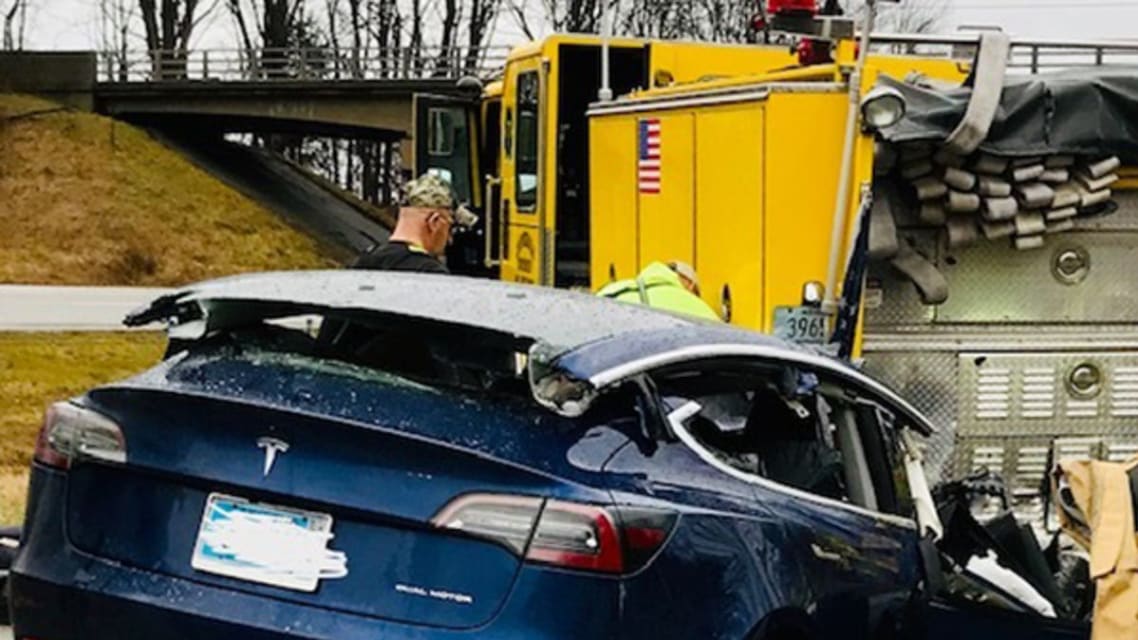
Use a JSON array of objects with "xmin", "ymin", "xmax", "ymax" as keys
[{"xmin": 403, "ymin": 173, "xmax": 478, "ymax": 229}]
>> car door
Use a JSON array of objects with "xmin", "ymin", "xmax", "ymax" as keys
[
  {"xmin": 601, "ymin": 397, "xmax": 802, "ymax": 640},
  {"xmin": 545, "ymin": 329, "xmax": 1087, "ymax": 639}
]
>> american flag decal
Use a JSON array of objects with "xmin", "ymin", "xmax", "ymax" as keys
[{"xmin": 638, "ymin": 118, "xmax": 661, "ymax": 194}]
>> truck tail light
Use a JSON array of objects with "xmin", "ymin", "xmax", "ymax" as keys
[
  {"xmin": 34, "ymin": 402, "xmax": 126, "ymax": 469},
  {"xmin": 432, "ymin": 494, "xmax": 676, "ymax": 574}
]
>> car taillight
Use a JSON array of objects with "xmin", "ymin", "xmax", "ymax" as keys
[
  {"xmin": 432, "ymin": 493, "xmax": 676, "ymax": 574},
  {"xmin": 33, "ymin": 402, "xmax": 126, "ymax": 469}
]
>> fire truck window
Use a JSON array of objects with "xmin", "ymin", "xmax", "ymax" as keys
[
  {"xmin": 515, "ymin": 71, "xmax": 540, "ymax": 211},
  {"xmin": 428, "ymin": 108, "xmax": 455, "ymax": 156}
]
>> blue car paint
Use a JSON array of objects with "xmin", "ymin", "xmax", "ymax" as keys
[
  {"xmin": 10, "ymin": 273, "xmax": 1090, "ymax": 639},
  {"xmin": 14, "ymin": 470, "xmax": 621, "ymax": 640},
  {"xmin": 603, "ymin": 437, "xmax": 920, "ymax": 640}
]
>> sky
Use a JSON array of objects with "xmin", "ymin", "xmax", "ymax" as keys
[{"xmin": 14, "ymin": 0, "xmax": 1138, "ymax": 52}]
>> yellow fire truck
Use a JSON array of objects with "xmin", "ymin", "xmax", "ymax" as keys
[{"xmin": 417, "ymin": 18, "xmax": 1138, "ymax": 510}]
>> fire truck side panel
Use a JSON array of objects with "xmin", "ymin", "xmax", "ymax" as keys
[
  {"xmin": 694, "ymin": 103, "xmax": 766, "ymax": 329},
  {"xmin": 589, "ymin": 116, "xmax": 641, "ymax": 285}
]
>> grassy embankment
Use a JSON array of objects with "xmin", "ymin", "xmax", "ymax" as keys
[
  {"xmin": 0, "ymin": 94, "xmax": 340, "ymax": 523},
  {"xmin": 0, "ymin": 333, "xmax": 165, "ymax": 524}
]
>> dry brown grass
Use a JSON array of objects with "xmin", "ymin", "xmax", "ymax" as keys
[
  {"xmin": 0, "ymin": 331, "xmax": 165, "ymax": 524},
  {"xmin": 0, "ymin": 93, "xmax": 337, "ymax": 285}
]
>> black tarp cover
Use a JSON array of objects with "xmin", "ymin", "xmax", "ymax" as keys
[{"xmin": 879, "ymin": 68, "xmax": 1138, "ymax": 164}]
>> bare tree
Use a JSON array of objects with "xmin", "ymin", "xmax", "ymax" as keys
[
  {"xmin": 99, "ymin": 0, "xmax": 138, "ymax": 79},
  {"xmin": 844, "ymin": 0, "xmax": 947, "ymax": 34},
  {"xmin": 437, "ymin": 0, "xmax": 460, "ymax": 72},
  {"xmin": 225, "ymin": 0, "xmax": 305, "ymax": 76},
  {"xmin": 465, "ymin": 0, "xmax": 501, "ymax": 73},
  {"xmin": 2, "ymin": 0, "xmax": 28, "ymax": 50},
  {"xmin": 531, "ymin": 0, "xmax": 602, "ymax": 34},
  {"xmin": 138, "ymin": 0, "xmax": 203, "ymax": 78},
  {"xmin": 506, "ymin": 0, "xmax": 535, "ymax": 39}
]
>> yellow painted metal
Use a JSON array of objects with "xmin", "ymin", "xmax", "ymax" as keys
[
  {"xmin": 1117, "ymin": 167, "xmax": 1138, "ymax": 191},
  {"xmin": 589, "ymin": 116, "xmax": 640, "ymax": 287},
  {"xmin": 468, "ymin": 109, "xmax": 483, "ymax": 208},
  {"xmin": 495, "ymin": 32, "xmax": 971, "ymax": 345},
  {"xmin": 648, "ymin": 41, "xmax": 798, "ymax": 89},
  {"xmin": 762, "ymin": 89, "xmax": 851, "ymax": 332},
  {"xmin": 587, "ymin": 84, "xmax": 865, "ymax": 336},
  {"xmin": 694, "ymin": 103, "xmax": 765, "ymax": 328},
  {"xmin": 504, "ymin": 223, "xmax": 542, "ymax": 284},
  {"xmin": 640, "ymin": 65, "xmax": 840, "ymax": 99},
  {"xmin": 636, "ymin": 112, "xmax": 696, "ymax": 271},
  {"xmin": 497, "ymin": 54, "xmax": 544, "ymax": 285}
]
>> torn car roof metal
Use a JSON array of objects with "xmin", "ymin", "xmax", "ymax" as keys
[
  {"xmin": 124, "ymin": 270, "xmax": 695, "ymax": 351},
  {"xmin": 125, "ymin": 270, "xmax": 932, "ymax": 434}
]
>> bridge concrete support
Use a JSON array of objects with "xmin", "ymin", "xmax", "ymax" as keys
[
  {"xmin": 0, "ymin": 52, "xmax": 96, "ymax": 110},
  {"xmin": 94, "ymin": 80, "xmax": 470, "ymax": 171}
]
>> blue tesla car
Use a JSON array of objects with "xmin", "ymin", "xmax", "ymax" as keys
[{"xmin": 11, "ymin": 272, "xmax": 1089, "ymax": 639}]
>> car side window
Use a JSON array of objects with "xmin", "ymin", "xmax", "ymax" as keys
[{"xmin": 653, "ymin": 365, "xmax": 913, "ymax": 518}]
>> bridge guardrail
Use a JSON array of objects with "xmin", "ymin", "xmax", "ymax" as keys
[
  {"xmin": 98, "ymin": 46, "xmax": 510, "ymax": 83},
  {"xmin": 870, "ymin": 32, "xmax": 1138, "ymax": 73}
]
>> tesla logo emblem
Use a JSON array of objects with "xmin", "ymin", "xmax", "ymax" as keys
[{"xmin": 256, "ymin": 437, "xmax": 290, "ymax": 477}]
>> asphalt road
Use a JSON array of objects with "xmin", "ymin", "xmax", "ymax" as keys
[{"xmin": 0, "ymin": 285, "xmax": 173, "ymax": 331}]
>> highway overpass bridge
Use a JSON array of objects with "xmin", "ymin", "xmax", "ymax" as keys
[{"xmin": 2, "ymin": 47, "xmax": 504, "ymax": 170}]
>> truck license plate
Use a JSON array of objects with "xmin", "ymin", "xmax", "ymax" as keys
[{"xmin": 773, "ymin": 306, "xmax": 831, "ymax": 345}]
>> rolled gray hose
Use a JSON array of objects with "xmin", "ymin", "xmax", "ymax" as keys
[
  {"xmin": 1052, "ymin": 185, "xmax": 1081, "ymax": 209},
  {"xmin": 913, "ymin": 177, "xmax": 948, "ymax": 201},
  {"xmin": 1014, "ymin": 235, "xmax": 1045, "ymax": 251},
  {"xmin": 947, "ymin": 190, "xmax": 982, "ymax": 213},
  {"xmin": 973, "ymin": 153, "xmax": 1009, "ymax": 175},
  {"xmin": 1014, "ymin": 212, "xmax": 1047, "ymax": 236},
  {"xmin": 1077, "ymin": 172, "xmax": 1119, "ymax": 193},
  {"xmin": 978, "ymin": 176, "xmax": 1012, "ymax": 197},
  {"xmin": 1015, "ymin": 183, "xmax": 1056, "ymax": 209},
  {"xmin": 1080, "ymin": 188, "xmax": 1112, "ymax": 209},
  {"xmin": 919, "ymin": 203, "xmax": 947, "ymax": 226},
  {"xmin": 1010, "ymin": 164, "xmax": 1046, "ymax": 183},
  {"xmin": 1046, "ymin": 206, "xmax": 1078, "ymax": 221},
  {"xmin": 1084, "ymin": 156, "xmax": 1121, "ymax": 179},
  {"xmin": 944, "ymin": 167, "xmax": 978, "ymax": 191},
  {"xmin": 983, "ymin": 196, "xmax": 1019, "ymax": 221},
  {"xmin": 981, "ymin": 220, "xmax": 1015, "ymax": 240},
  {"xmin": 947, "ymin": 215, "xmax": 981, "ymax": 248},
  {"xmin": 1046, "ymin": 219, "xmax": 1076, "ymax": 234}
]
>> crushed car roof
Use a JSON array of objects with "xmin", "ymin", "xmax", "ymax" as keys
[
  {"xmin": 125, "ymin": 270, "xmax": 698, "ymax": 351},
  {"xmin": 126, "ymin": 271, "xmax": 933, "ymax": 434}
]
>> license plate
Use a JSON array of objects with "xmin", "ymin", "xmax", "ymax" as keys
[
  {"xmin": 772, "ymin": 306, "xmax": 831, "ymax": 345},
  {"xmin": 191, "ymin": 493, "xmax": 347, "ymax": 592}
]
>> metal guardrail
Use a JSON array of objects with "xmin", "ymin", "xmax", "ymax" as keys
[
  {"xmin": 97, "ymin": 46, "xmax": 510, "ymax": 83},
  {"xmin": 99, "ymin": 34, "xmax": 1138, "ymax": 84},
  {"xmin": 0, "ymin": 285, "xmax": 174, "ymax": 331},
  {"xmin": 871, "ymin": 32, "xmax": 1138, "ymax": 73}
]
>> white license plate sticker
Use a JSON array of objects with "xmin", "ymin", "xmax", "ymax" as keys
[
  {"xmin": 773, "ymin": 306, "xmax": 831, "ymax": 345},
  {"xmin": 191, "ymin": 493, "xmax": 348, "ymax": 592}
]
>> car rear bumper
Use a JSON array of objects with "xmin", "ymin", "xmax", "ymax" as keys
[{"xmin": 12, "ymin": 466, "xmax": 620, "ymax": 640}]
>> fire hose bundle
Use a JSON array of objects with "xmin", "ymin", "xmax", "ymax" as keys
[
  {"xmin": 870, "ymin": 149, "xmax": 1121, "ymax": 306},
  {"xmin": 900, "ymin": 148, "xmax": 1120, "ymax": 252},
  {"xmin": 865, "ymin": 32, "xmax": 1137, "ymax": 305}
]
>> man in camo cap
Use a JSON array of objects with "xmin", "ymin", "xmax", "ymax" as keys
[{"xmin": 354, "ymin": 173, "xmax": 478, "ymax": 273}]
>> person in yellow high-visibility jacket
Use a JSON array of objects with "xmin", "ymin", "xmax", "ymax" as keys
[{"xmin": 597, "ymin": 261, "xmax": 720, "ymax": 322}]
